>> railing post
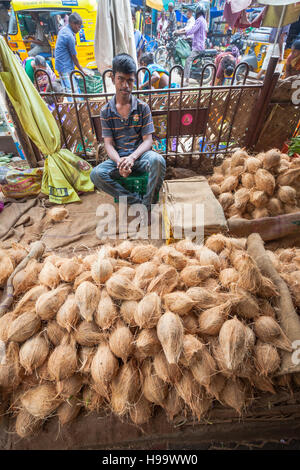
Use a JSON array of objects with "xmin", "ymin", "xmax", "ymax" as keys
[{"xmin": 244, "ymin": 56, "xmax": 280, "ymax": 150}]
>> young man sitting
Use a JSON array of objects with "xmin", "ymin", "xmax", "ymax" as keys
[{"xmin": 90, "ymin": 53, "xmax": 166, "ymax": 212}]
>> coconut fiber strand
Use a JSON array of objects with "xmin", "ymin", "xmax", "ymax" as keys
[{"xmin": 247, "ymin": 233, "xmax": 300, "ymax": 375}]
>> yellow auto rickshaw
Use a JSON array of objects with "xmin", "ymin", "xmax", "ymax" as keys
[{"xmin": 7, "ymin": 0, "xmax": 97, "ymax": 72}]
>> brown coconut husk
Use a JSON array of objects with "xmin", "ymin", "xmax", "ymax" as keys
[
  {"xmin": 161, "ymin": 247, "xmax": 188, "ymax": 270},
  {"xmin": 0, "ymin": 342, "xmax": 20, "ymax": 391},
  {"xmin": 180, "ymin": 265, "xmax": 215, "ymax": 287},
  {"xmin": 129, "ymin": 395, "xmax": 152, "ymax": 425},
  {"xmin": 78, "ymin": 346, "xmax": 95, "ymax": 375},
  {"xmin": 135, "ymin": 293, "xmax": 161, "ymax": 329},
  {"xmin": 254, "ymin": 316, "xmax": 292, "ymax": 352},
  {"xmin": 263, "ymin": 149, "xmax": 281, "ymax": 170},
  {"xmin": 130, "ymin": 244, "xmax": 157, "ymax": 264},
  {"xmin": 251, "ymin": 374, "xmax": 276, "ymax": 394},
  {"xmin": 15, "ymin": 408, "xmax": 42, "ymax": 438},
  {"xmin": 241, "ymin": 172, "xmax": 255, "ymax": 189},
  {"xmin": 210, "ymin": 184, "xmax": 221, "ymax": 197},
  {"xmin": 73, "ymin": 271, "xmax": 94, "ymax": 290},
  {"xmin": 75, "ymin": 321, "xmax": 104, "ymax": 347},
  {"xmin": 205, "ymin": 234, "xmax": 227, "ymax": 253},
  {"xmin": 163, "ymin": 291, "xmax": 194, "ymax": 316},
  {"xmin": 258, "ymin": 276, "xmax": 279, "ymax": 298},
  {"xmin": 231, "ymin": 149, "xmax": 247, "ymax": 167},
  {"xmin": 90, "ymin": 342, "xmax": 119, "ymax": 399},
  {"xmin": 234, "ymin": 188, "xmax": 250, "ymax": 212},
  {"xmin": 142, "ymin": 360, "xmax": 168, "ymax": 406},
  {"xmin": 202, "ymin": 277, "xmax": 222, "ymax": 292},
  {"xmin": 175, "ymin": 239, "xmax": 196, "ymax": 257},
  {"xmin": 255, "ymin": 169, "xmax": 275, "ymax": 196},
  {"xmin": 206, "ymin": 373, "xmax": 226, "ymax": 400},
  {"xmin": 196, "ymin": 246, "xmax": 221, "ymax": 271},
  {"xmin": 7, "ymin": 310, "xmax": 41, "ymax": 343},
  {"xmin": 253, "ymin": 208, "xmax": 270, "ymax": 219},
  {"xmin": 259, "ymin": 298, "xmax": 276, "ymax": 318},
  {"xmin": 120, "ymin": 300, "xmax": 138, "ymax": 327},
  {"xmin": 209, "ymin": 173, "xmax": 224, "ymax": 184},
  {"xmin": 56, "ymin": 374, "xmax": 83, "ymax": 399},
  {"xmin": 48, "ymin": 207, "xmax": 69, "ymax": 222},
  {"xmin": 59, "ymin": 258, "xmax": 83, "ymax": 283},
  {"xmin": 38, "ymin": 262, "xmax": 60, "ymax": 289},
  {"xmin": 134, "ymin": 328, "xmax": 161, "ymax": 360},
  {"xmin": 267, "ymin": 198, "xmax": 284, "ymax": 216},
  {"xmin": 157, "ymin": 312, "xmax": 184, "ymax": 365},
  {"xmin": 163, "ymin": 387, "xmax": 184, "ymax": 421},
  {"xmin": 109, "ymin": 322, "xmax": 134, "ymax": 363},
  {"xmin": 254, "ymin": 341, "xmax": 280, "ymax": 376},
  {"xmin": 0, "ymin": 252, "xmax": 14, "ymax": 287},
  {"xmin": 95, "ymin": 288, "xmax": 118, "ymax": 330},
  {"xmin": 75, "ymin": 281, "xmax": 100, "ymax": 323},
  {"xmin": 147, "ymin": 266, "xmax": 178, "ymax": 296},
  {"xmin": 190, "ymin": 347, "xmax": 216, "ymax": 388},
  {"xmin": 12, "ymin": 259, "xmax": 41, "ymax": 296},
  {"xmin": 219, "ymin": 268, "xmax": 239, "ymax": 288},
  {"xmin": 153, "ymin": 351, "xmax": 182, "ymax": 384},
  {"xmin": 231, "ymin": 289, "xmax": 260, "ymax": 319},
  {"xmin": 233, "ymin": 253, "xmax": 262, "ymax": 293},
  {"xmin": 250, "ymin": 190, "xmax": 269, "ymax": 209},
  {"xmin": 48, "ymin": 334, "xmax": 78, "ymax": 381},
  {"xmin": 218, "ymin": 316, "xmax": 249, "ymax": 372},
  {"xmin": 36, "ymin": 284, "xmax": 71, "ymax": 321},
  {"xmin": 278, "ymin": 186, "xmax": 297, "ymax": 205},
  {"xmin": 186, "ymin": 287, "xmax": 226, "ymax": 310},
  {"xmin": 134, "ymin": 262, "xmax": 159, "ymax": 290},
  {"xmin": 91, "ymin": 257, "xmax": 113, "ymax": 285},
  {"xmin": 181, "ymin": 313, "xmax": 199, "ymax": 335},
  {"xmin": 219, "ymin": 193, "xmax": 234, "ymax": 211},
  {"xmin": 21, "ymin": 383, "xmax": 62, "ymax": 419},
  {"xmin": 117, "ymin": 241, "xmax": 133, "ymax": 259},
  {"xmin": 110, "ymin": 360, "xmax": 140, "ymax": 416},
  {"xmin": 219, "ymin": 378, "xmax": 246, "ymax": 415},
  {"xmin": 116, "ymin": 267, "xmax": 136, "ymax": 281},
  {"xmin": 246, "ymin": 157, "xmax": 262, "ymax": 173},
  {"xmin": 7, "ymin": 243, "xmax": 28, "ymax": 267},
  {"xmin": 57, "ymin": 294, "xmax": 80, "ymax": 332},
  {"xmin": 57, "ymin": 396, "xmax": 82, "ymax": 426},
  {"xmin": 230, "ymin": 165, "xmax": 244, "ymax": 177},
  {"xmin": 46, "ymin": 320, "xmax": 64, "ymax": 346},
  {"xmin": 179, "ymin": 334, "xmax": 204, "ymax": 367},
  {"xmin": 219, "ymin": 248, "xmax": 231, "ymax": 270},
  {"xmin": 82, "ymin": 386, "xmax": 104, "ymax": 412},
  {"xmin": 0, "ymin": 311, "xmax": 17, "ymax": 342},
  {"xmin": 12, "ymin": 285, "xmax": 48, "ymax": 316},
  {"xmin": 220, "ymin": 176, "xmax": 239, "ymax": 193},
  {"xmin": 19, "ymin": 333, "xmax": 49, "ymax": 375},
  {"xmin": 82, "ymin": 254, "xmax": 98, "ymax": 270},
  {"xmin": 106, "ymin": 274, "xmax": 143, "ymax": 300},
  {"xmin": 198, "ymin": 301, "xmax": 231, "ymax": 336}
]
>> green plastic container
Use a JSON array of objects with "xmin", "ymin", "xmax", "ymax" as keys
[
  {"xmin": 78, "ymin": 72, "xmax": 103, "ymax": 94},
  {"xmin": 113, "ymin": 172, "xmax": 159, "ymax": 203}
]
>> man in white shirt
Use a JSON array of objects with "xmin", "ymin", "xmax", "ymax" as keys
[
  {"xmin": 26, "ymin": 13, "xmax": 51, "ymax": 57},
  {"xmin": 174, "ymin": 7, "xmax": 195, "ymax": 36}
]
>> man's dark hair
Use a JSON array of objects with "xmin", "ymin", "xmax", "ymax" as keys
[
  {"xmin": 131, "ymin": 7, "xmax": 136, "ymax": 18},
  {"xmin": 187, "ymin": 7, "xmax": 194, "ymax": 13},
  {"xmin": 195, "ymin": 6, "xmax": 205, "ymax": 19},
  {"xmin": 69, "ymin": 12, "xmax": 82, "ymax": 25},
  {"xmin": 141, "ymin": 52, "xmax": 154, "ymax": 66},
  {"xmin": 222, "ymin": 56, "xmax": 236, "ymax": 76},
  {"xmin": 33, "ymin": 55, "xmax": 46, "ymax": 67},
  {"xmin": 112, "ymin": 54, "xmax": 136, "ymax": 76},
  {"xmin": 292, "ymin": 39, "xmax": 300, "ymax": 50}
]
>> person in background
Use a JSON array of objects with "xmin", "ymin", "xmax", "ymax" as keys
[
  {"xmin": 0, "ymin": 4, "xmax": 9, "ymax": 34},
  {"xmin": 90, "ymin": 53, "xmax": 166, "ymax": 214},
  {"xmin": 157, "ymin": 10, "xmax": 168, "ymax": 41},
  {"xmin": 135, "ymin": 6, "xmax": 144, "ymax": 33},
  {"xmin": 43, "ymin": 81, "xmax": 64, "ymax": 112},
  {"xmin": 257, "ymin": 24, "xmax": 291, "ymax": 79},
  {"xmin": 132, "ymin": 7, "xmax": 146, "ymax": 63},
  {"xmin": 183, "ymin": 6, "xmax": 207, "ymax": 87},
  {"xmin": 25, "ymin": 12, "xmax": 51, "ymax": 57},
  {"xmin": 54, "ymin": 12, "xmax": 88, "ymax": 96},
  {"xmin": 285, "ymin": 39, "xmax": 300, "ymax": 78},
  {"xmin": 175, "ymin": 7, "xmax": 195, "ymax": 36},
  {"xmin": 215, "ymin": 50, "xmax": 237, "ymax": 85},
  {"xmin": 166, "ymin": 2, "xmax": 177, "ymax": 42},
  {"xmin": 24, "ymin": 55, "xmax": 56, "ymax": 86},
  {"xmin": 139, "ymin": 52, "xmax": 169, "ymax": 89}
]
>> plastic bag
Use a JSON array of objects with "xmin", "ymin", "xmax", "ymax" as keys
[
  {"xmin": 0, "ymin": 167, "xmax": 43, "ymax": 199},
  {"xmin": 175, "ymin": 38, "xmax": 191, "ymax": 59},
  {"xmin": 41, "ymin": 149, "xmax": 94, "ymax": 204}
]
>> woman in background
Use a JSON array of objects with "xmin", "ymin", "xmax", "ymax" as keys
[{"xmin": 285, "ymin": 39, "xmax": 300, "ymax": 78}]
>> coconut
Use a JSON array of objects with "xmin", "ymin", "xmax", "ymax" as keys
[
  {"xmin": 111, "ymin": 360, "xmax": 139, "ymax": 416},
  {"xmin": 0, "ymin": 252, "xmax": 13, "ymax": 286},
  {"xmin": 218, "ymin": 248, "xmax": 231, "ymax": 270},
  {"xmin": 120, "ymin": 300, "xmax": 138, "ymax": 327},
  {"xmin": 221, "ymin": 158, "xmax": 232, "ymax": 175},
  {"xmin": 259, "ymin": 299, "xmax": 276, "ymax": 318},
  {"xmin": 57, "ymin": 294, "xmax": 80, "ymax": 332},
  {"xmin": 73, "ymin": 271, "xmax": 94, "ymax": 290},
  {"xmin": 0, "ymin": 342, "xmax": 20, "ymax": 391},
  {"xmin": 13, "ymin": 285, "xmax": 49, "ymax": 316},
  {"xmin": 7, "ymin": 311, "xmax": 41, "ymax": 343},
  {"xmin": 231, "ymin": 165, "xmax": 244, "ymax": 177},
  {"xmin": 176, "ymin": 370, "xmax": 211, "ymax": 420},
  {"xmin": 254, "ymin": 316, "xmax": 292, "ymax": 352},
  {"xmin": 75, "ymin": 281, "xmax": 100, "ymax": 323},
  {"xmin": 157, "ymin": 312, "xmax": 184, "ymax": 365},
  {"xmin": 174, "ymin": 369, "xmax": 193, "ymax": 407},
  {"xmin": 163, "ymin": 387, "xmax": 184, "ymax": 421},
  {"xmin": 293, "ymin": 373, "xmax": 300, "ymax": 388},
  {"xmin": 56, "ymin": 374, "xmax": 83, "ymax": 399},
  {"xmin": 78, "ymin": 346, "xmax": 95, "ymax": 375},
  {"xmin": 57, "ymin": 397, "xmax": 81, "ymax": 426},
  {"xmin": 161, "ymin": 247, "xmax": 188, "ymax": 271},
  {"xmin": 91, "ymin": 342, "xmax": 119, "ymax": 398},
  {"xmin": 180, "ymin": 265, "xmax": 215, "ymax": 287},
  {"xmin": 75, "ymin": 321, "xmax": 103, "ymax": 346},
  {"xmin": 45, "ymin": 254, "xmax": 65, "ymax": 267},
  {"xmin": 116, "ymin": 267, "xmax": 136, "ymax": 281},
  {"xmin": 210, "ymin": 184, "xmax": 221, "ymax": 197},
  {"xmin": 0, "ymin": 312, "xmax": 16, "ymax": 342},
  {"xmin": 190, "ymin": 347, "xmax": 216, "ymax": 389},
  {"xmin": 246, "ymin": 157, "xmax": 262, "ymax": 173},
  {"xmin": 254, "ymin": 341, "xmax": 280, "ymax": 376},
  {"xmin": 186, "ymin": 287, "xmax": 218, "ymax": 310},
  {"xmin": 263, "ymin": 149, "xmax": 281, "ymax": 170},
  {"xmin": 163, "ymin": 292, "xmax": 194, "ymax": 316},
  {"xmin": 48, "ymin": 334, "xmax": 78, "ymax": 381},
  {"xmin": 46, "ymin": 320, "xmax": 64, "ymax": 346},
  {"xmin": 196, "ymin": 246, "xmax": 221, "ymax": 271},
  {"xmin": 15, "ymin": 409, "xmax": 42, "ymax": 438},
  {"xmin": 13, "ymin": 259, "xmax": 41, "ymax": 296},
  {"xmin": 129, "ymin": 395, "xmax": 152, "ymax": 425},
  {"xmin": 48, "ymin": 207, "xmax": 69, "ymax": 222},
  {"xmin": 95, "ymin": 288, "xmax": 118, "ymax": 330},
  {"xmin": 205, "ymin": 234, "xmax": 227, "ymax": 253},
  {"xmin": 117, "ymin": 241, "xmax": 133, "ymax": 259},
  {"xmin": 147, "ymin": 266, "xmax": 178, "ymax": 296},
  {"xmin": 36, "ymin": 359, "xmax": 52, "ymax": 382},
  {"xmin": 231, "ymin": 149, "xmax": 248, "ymax": 166},
  {"xmin": 219, "ymin": 268, "xmax": 239, "ymax": 288},
  {"xmin": 198, "ymin": 302, "xmax": 231, "ymax": 336},
  {"xmin": 234, "ymin": 188, "xmax": 250, "ymax": 211},
  {"xmin": 258, "ymin": 276, "xmax": 279, "ymax": 298},
  {"xmin": 130, "ymin": 244, "xmax": 157, "ymax": 264},
  {"xmin": 241, "ymin": 172, "xmax": 255, "ymax": 189},
  {"xmin": 109, "ymin": 322, "xmax": 134, "ymax": 363},
  {"xmin": 202, "ymin": 278, "xmax": 221, "ymax": 292},
  {"xmin": 133, "ymin": 262, "xmax": 158, "ymax": 291},
  {"xmin": 234, "ymin": 253, "xmax": 262, "ymax": 293},
  {"xmin": 232, "ymin": 289, "xmax": 260, "ymax": 319},
  {"xmin": 284, "ymin": 204, "xmax": 300, "ymax": 214},
  {"xmin": 220, "ymin": 176, "xmax": 239, "ymax": 194},
  {"xmin": 134, "ymin": 328, "xmax": 161, "ymax": 360},
  {"xmin": 227, "ymin": 204, "xmax": 242, "ymax": 219},
  {"xmin": 218, "ymin": 317, "xmax": 249, "ymax": 372},
  {"xmin": 142, "ymin": 360, "xmax": 168, "ymax": 406},
  {"xmin": 106, "ymin": 274, "xmax": 143, "ymax": 301},
  {"xmin": 7, "ymin": 243, "xmax": 28, "ymax": 267},
  {"xmin": 175, "ymin": 239, "xmax": 196, "ymax": 257},
  {"xmin": 253, "ymin": 208, "xmax": 269, "ymax": 219},
  {"xmin": 21, "ymin": 383, "xmax": 62, "ymax": 418},
  {"xmin": 135, "ymin": 293, "xmax": 161, "ymax": 329},
  {"xmin": 179, "ymin": 334, "xmax": 204, "ymax": 367},
  {"xmin": 250, "ymin": 190, "xmax": 269, "ymax": 208},
  {"xmin": 38, "ymin": 262, "xmax": 60, "ymax": 289},
  {"xmin": 91, "ymin": 256, "xmax": 113, "ymax": 285},
  {"xmin": 219, "ymin": 379, "xmax": 245, "ymax": 414},
  {"xmin": 59, "ymin": 259, "xmax": 83, "ymax": 283},
  {"xmin": 36, "ymin": 284, "xmax": 71, "ymax": 321},
  {"xmin": 255, "ymin": 169, "xmax": 275, "ymax": 196},
  {"xmin": 82, "ymin": 386, "xmax": 104, "ymax": 412},
  {"xmin": 82, "ymin": 253, "xmax": 98, "ymax": 270},
  {"xmin": 182, "ymin": 313, "xmax": 199, "ymax": 335},
  {"xmin": 219, "ymin": 193, "xmax": 234, "ymax": 211},
  {"xmin": 205, "ymin": 372, "xmax": 226, "ymax": 401},
  {"xmin": 209, "ymin": 173, "xmax": 224, "ymax": 184},
  {"xmin": 278, "ymin": 186, "xmax": 297, "ymax": 205},
  {"xmin": 19, "ymin": 333, "xmax": 49, "ymax": 375},
  {"xmin": 251, "ymin": 375, "xmax": 276, "ymax": 394},
  {"xmin": 153, "ymin": 351, "xmax": 182, "ymax": 384}
]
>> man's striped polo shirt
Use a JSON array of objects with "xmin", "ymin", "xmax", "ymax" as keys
[{"xmin": 100, "ymin": 95, "xmax": 155, "ymax": 157}]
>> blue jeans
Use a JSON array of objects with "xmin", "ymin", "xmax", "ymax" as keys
[{"xmin": 90, "ymin": 151, "xmax": 166, "ymax": 208}]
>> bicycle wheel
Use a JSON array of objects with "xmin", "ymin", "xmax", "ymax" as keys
[
  {"xmin": 202, "ymin": 61, "xmax": 214, "ymax": 85},
  {"xmin": 155, "ymin": 46, "xmax": 168, "ymax": 69}
]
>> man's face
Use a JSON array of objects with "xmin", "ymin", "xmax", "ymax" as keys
[
  {"xmin": 113, "ymin": 72, "xmax": 135, "ymax": 97},
  {"xmin": 187, "ymin": 10, "xmax": 193, "ymax": 19},
  {"xmin": 168, "ymin": 5, "xmax": 174, "ymax": 12},
  {"xmin": 70, "ymin": 21, "xmax": 82, "ymax": 34}
]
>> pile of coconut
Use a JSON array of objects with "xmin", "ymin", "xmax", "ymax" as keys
[
  {"xmin": 0, "ymin": 236, "xmax": 299, "ymax": 440},
  {"xmin": 208, "ymin": 149, "xmax": 300, "ymax": 220}
]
